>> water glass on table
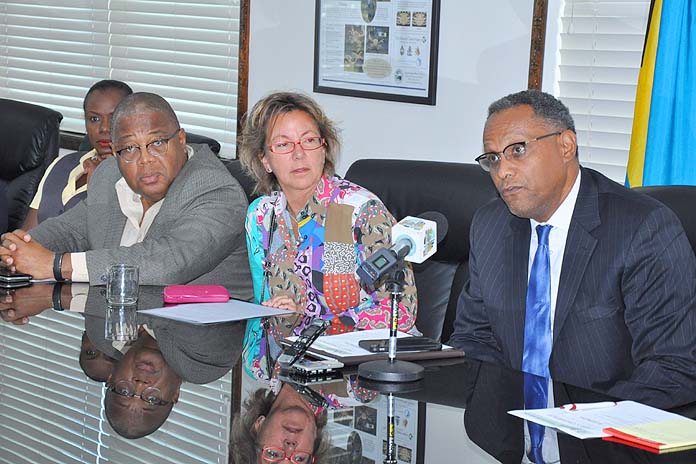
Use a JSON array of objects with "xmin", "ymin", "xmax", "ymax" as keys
[
  {"xmin": 104, "ymin": 304, "xmax": 138, "ymax": 341},
  {"xmin": 106, "ymin": 264, "xmax": 139, "ymax": 305}
]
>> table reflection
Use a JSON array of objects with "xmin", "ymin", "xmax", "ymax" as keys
[
  {"xmin": 3, "ymin": 284, "xmax": 696, "ymax": 463},
  {"xmin": 1, "ymin": 283, "xmax": 243, "ymax": 464}
]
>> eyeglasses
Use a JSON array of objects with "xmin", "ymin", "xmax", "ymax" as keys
[
  {"xmin": 474, "ymin": 131, "xmax": 563, "ymax": 172},
  {"xmin": 114, "ymin": 129, "xmax": 181, "ymax": 163},
  {"xmin": 106, "ymin": 380, "xmax": 172, "ymax": 406},
  {"xmin": 268, "ymin": 136, "xmax": 325, "ymax": 155},
  {"xmin": 259, "ymin": 446, "xmax": 314, "ymax": 463}
]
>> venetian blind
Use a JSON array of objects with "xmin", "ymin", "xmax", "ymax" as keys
[
  {"xmin": 0, "ymin": 311, "xmax": 232, "ymax": 464},
  {"xmin": 0, "ymin": 0, "xmax": 240, "ymax": 157},
  {"xmin": 556, "ymin": 0, "xmax": 651, "ymax": 182}
]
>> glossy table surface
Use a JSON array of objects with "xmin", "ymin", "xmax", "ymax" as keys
[{"xmin": 1, "ymin": 283, "xmax": 694, "ymax": 464}]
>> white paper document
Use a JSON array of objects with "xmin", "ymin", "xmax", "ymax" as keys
[
  {"xmin": 137, "ymin": 300, "xmax": 288, "ymax": 324},
  {"xmin": 509, "ymin": 400, "xmax": 687, "ymax": 439}
]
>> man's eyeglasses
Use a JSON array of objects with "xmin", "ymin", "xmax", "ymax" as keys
[
  {"xmin": 268, "ymin": 136, "xmax": 325, "ymax": 155},
  {"xmin": 106, "ymin": 380, "xmax": 172, "ymax": 406},
  {"xmin": 474, "ymin": 131, "xmax": 563, "ymax": 172},
  {"xmin": 114, "ymin": 129, "xmax": 181, "ymax": 163},
  {"xmin": 259, "ymin": 446, "xmax": 314, "ymax": 463}
]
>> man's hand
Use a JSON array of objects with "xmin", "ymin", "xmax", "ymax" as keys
[
  {"xmin": 0, "ymin": 230, "xmax": 54, "ymax": 279},
  {"xmin": 0, "ymin": 284, "xmax": 55, "ymax": 325}
]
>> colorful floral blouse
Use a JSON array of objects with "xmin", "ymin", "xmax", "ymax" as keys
[{"xmin": 242, "ymin": 175, "xmax": 417, "ymax": 380}]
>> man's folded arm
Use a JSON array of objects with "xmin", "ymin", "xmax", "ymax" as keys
[
  {"xmin": 84, "ymin": 183, "xmax": 246, "ymax": 285},
  {"xmin": 29, "ymin": 199, "xmax": 90, "ymax": 253}
]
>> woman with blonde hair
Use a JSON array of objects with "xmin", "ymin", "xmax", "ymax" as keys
[{"xmin": 238, "ymin": 91, "xmax": 417, "ymax": 380}]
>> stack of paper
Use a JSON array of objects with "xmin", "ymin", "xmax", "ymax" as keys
[
  {"xmin": 509, "ymin": 401, "xmax": 693, "ymax": 441},
  {"xmin": 603, "ymin": 420, "xmax": 696, "ymax": 454}
]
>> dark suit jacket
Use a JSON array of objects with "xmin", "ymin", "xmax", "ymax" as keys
[{"xmin": 450, "ymin": 167, "xmax": 696, "ymax": 409}]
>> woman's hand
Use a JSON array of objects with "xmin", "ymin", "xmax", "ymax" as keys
[
  {"xmin": 82, "ymin": 155, "xmax": 103, "ymax": 184},
  {"xmin": 262, "ymin": 295, "xmax": 301, "ymax": 313}
]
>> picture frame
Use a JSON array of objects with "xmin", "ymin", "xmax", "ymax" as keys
[{"xmin": 314, "ymin": 0, "xmax": 441, "ymax": 105}]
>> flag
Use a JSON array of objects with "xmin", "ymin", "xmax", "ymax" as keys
[{"xmin": 626, "ymin": 0, "xmax": 696, "ymax": 187}]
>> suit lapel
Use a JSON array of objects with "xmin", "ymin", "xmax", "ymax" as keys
[
  {"xmin": 553, "ymin": 168, "xmax": 601, "ymax": 344},
  {"xmin": 507, "ymin": 215, "xmax": 530, "ymax": 368}
]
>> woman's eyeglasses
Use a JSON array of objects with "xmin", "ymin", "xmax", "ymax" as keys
[
  {"xmin": 267, "ymin": 136, "xmax": 325, "ymax": 155},
  {"xmin": 259, "ymin": 446, "xmax": 314, "ymax": 463}
]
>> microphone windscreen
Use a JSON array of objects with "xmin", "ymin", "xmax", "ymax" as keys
[{"xmin": 418, "ymin": 211, "xmax": 449, "ymax": 243}]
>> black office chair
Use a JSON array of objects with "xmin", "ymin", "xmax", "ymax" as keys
[
  {"xmin": 345, "ymin": 159, "xmax": 499, "ymax": 342},
  {"xmin": 223, "ymin": 159, "xmax": 258, "ymax": 203},
  {"xmin": 633, "ymin": 185, "xmax": 696, "ymax": 255},
  {"xmin": 0, "ymin": 99, "xmax": 63, "ymax": 232}
]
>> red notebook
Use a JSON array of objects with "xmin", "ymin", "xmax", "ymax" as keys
[{"xmin": 602, "ymin": 420, "xmax": 696, "ymax": 454}]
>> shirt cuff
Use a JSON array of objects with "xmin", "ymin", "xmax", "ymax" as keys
[
  {"xmin": 68, "ymin": 282, "xmax": 90, "ymax": 313},
  {"xmin": 70, "ymin": 252, "xmax": 90, "ymax": 282}
]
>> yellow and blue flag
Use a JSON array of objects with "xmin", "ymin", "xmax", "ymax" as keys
[{"xmin": 626, "ymin": 0, "xmax": 696, "ymax": 187}]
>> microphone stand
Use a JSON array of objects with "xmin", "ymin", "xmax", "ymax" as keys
[
  {"xmin": 357, "ymin": 376, "xmax": 423, "ymax": 464},
  {"xmin": 358, "ymin": 265, "xmax": 424, "ymax": 382},
  {"xmin": 384, "ymin": 392, "xmax": 397, "ymax": 464}
]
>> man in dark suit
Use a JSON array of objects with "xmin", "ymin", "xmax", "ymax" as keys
[{"xmin": 450, "ymin": 90, "xmax": 696, "ymax": 410}]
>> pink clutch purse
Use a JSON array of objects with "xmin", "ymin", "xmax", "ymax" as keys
[{"xmin": 163, "ymin": 284, "xmax": 230, "ymax": 303}]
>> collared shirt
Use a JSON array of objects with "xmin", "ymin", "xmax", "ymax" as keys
[
  {"xmin": 527, "ymin": 170, "xmax": 582, "ymax": 329},
  {"xmin": 70, "ymin": 145, "xmax": 193, "ymax": 281},
  {"xmin": 30, "ymin": 149, "xmax": 97, "ymax": 209},
  {"xmin": 523, "ymin": 169, "xmax": 582, "ymax": 464}
]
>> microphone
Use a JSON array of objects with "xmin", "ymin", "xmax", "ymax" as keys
[{"xmin": 357, "ymin": 211, "xmax": 449, "ymax": 287}]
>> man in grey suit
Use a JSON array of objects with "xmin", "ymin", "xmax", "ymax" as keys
[
  {"xmin": 450, "ymin": 90, "xmax": 696, "ymax": 410},
  {"xmin": 0, "ymin": 93, "xmax": 252, "ymax": 299}
]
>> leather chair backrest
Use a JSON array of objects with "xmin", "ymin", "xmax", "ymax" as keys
[
  {"xmin": 223, "ymin": 158, "xmax": 258, "ymax": 204},
  {"xmin": 633, "ymin": 185, "xmax": 696, "ymax": 255},
  {"xmin": 79, "ymin": 130, "xmax": 222, "ymax": 155},
  {"xmin": 0, "ymin": 99, "xmax": 62, "ymax": 231},
  {"xmin": 345, "ymin": 159, "xmax": 499, "ymax": 341}
]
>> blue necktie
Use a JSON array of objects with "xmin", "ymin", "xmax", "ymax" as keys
[{"xmin": 522, "ymin": 224, "xmax": 552, "ymax": 464}]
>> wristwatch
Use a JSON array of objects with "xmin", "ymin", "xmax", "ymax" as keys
[
  {"xmin": 52, "ymin": 282, "xmax": 64, "ymax": 311},
  {"xmin": 53, "ymin": 252, "xmax": 65, "ymax": 282}
]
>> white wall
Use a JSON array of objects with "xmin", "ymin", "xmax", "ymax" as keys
[{"xmin": 248, "ymin": 0, "xmax": 535, "ymax": 175}]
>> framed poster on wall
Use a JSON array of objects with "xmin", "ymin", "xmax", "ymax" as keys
[{"xmin": 314, "ymin": 0, "xmax": 441, "ymax": 105}]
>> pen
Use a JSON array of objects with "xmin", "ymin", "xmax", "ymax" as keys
[{"xmin": 560, "ymin": 401, "xmax": 617, "ymax": 411}]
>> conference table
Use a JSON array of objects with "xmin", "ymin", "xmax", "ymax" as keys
[{"xmin": 1, "ymin": 283, "xmax": 694, "ymax": 464}]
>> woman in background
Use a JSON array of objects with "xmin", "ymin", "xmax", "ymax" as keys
[
  {"xmin": 238, "ymin": 91, "xmax": 417, "ymax": 380},
  {"xmin": 22, "ymin": 80, "xmax": 133, "ymax": 229}
]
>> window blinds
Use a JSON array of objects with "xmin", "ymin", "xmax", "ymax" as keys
[
  {"xmin": 0, "ymin": 1, "xmax": 240, "ymax": 157},
  {"xmin": 0, "ymin": 311, "xmax": 232, "ymax": 464},
  {"xmin": 556, "ymin": 0, "xmax": 650, "ymax": 182}
]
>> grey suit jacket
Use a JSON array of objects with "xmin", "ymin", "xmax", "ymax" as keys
[
  {"xmin": 30, "ymin": 144, "xmax": 253, "ymax": 300},
  {"xmin": 450, "ymin": 167, "xmax": 696, "ymax": 408}
]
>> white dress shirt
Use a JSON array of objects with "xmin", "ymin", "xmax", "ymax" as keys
[{"xmin": 523, "ymin": 170, "xmax": 581, "ymax": 464}]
